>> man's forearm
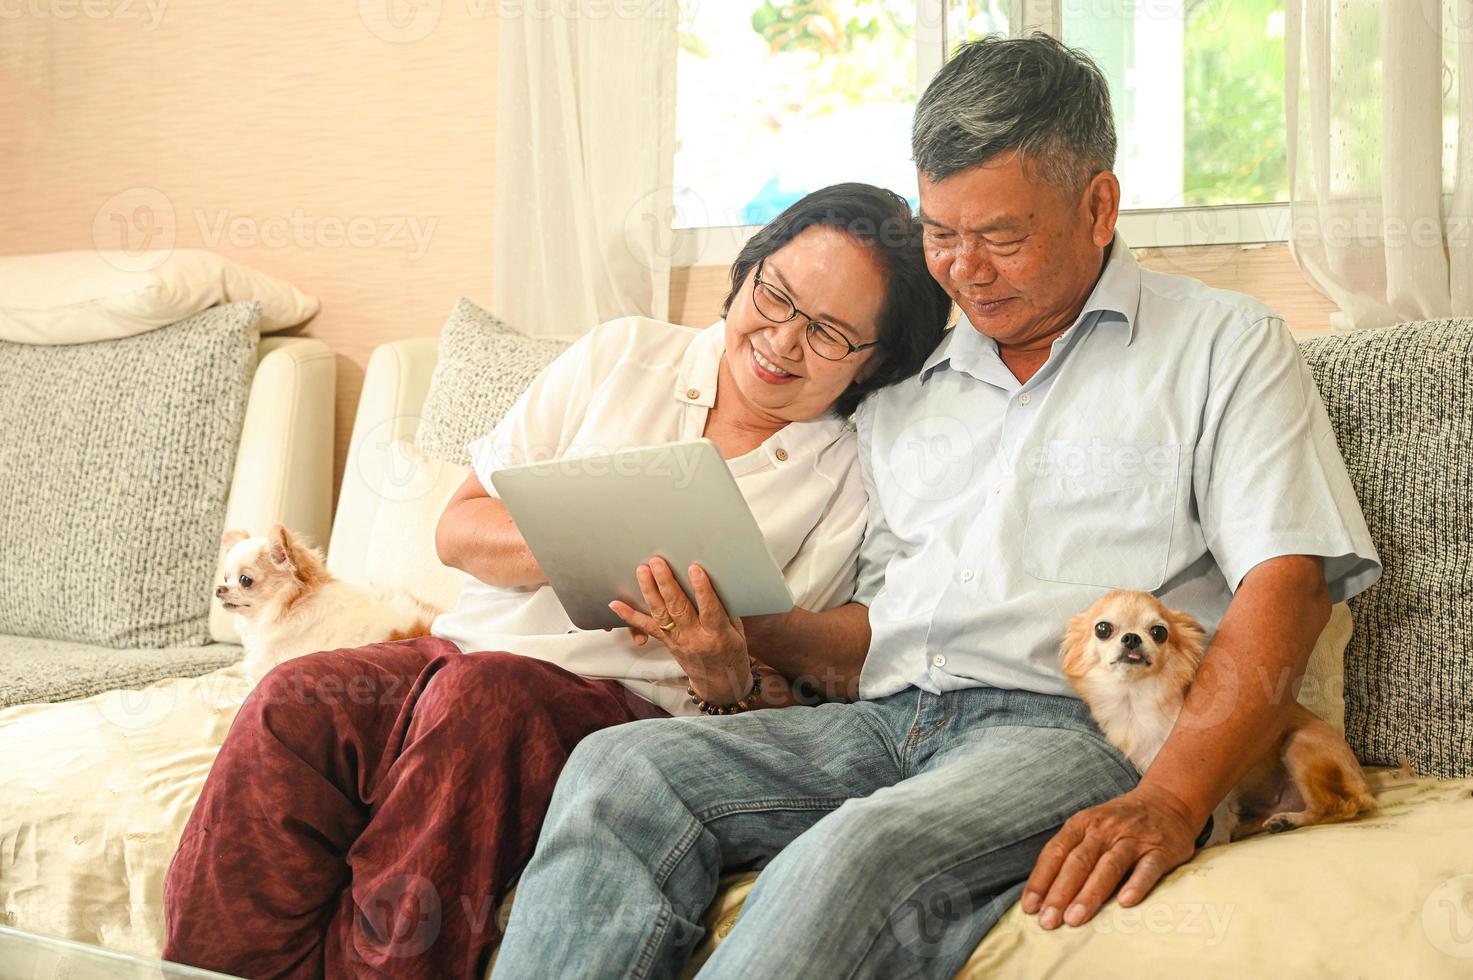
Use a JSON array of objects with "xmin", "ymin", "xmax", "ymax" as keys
[
  {"xmin": 1141, "ymin": 555, "xmax": 1332, "ymax": 826},
  {"xmin": 745, "ymin": 602, "xmax": 871, "ymax": 701}
]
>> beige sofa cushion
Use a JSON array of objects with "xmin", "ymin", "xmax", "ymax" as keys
[
  {"xmin": 1299, "ymin": 601, "xmax": 1353, "ymax": 735},
  {"xmin": 361, "ymin": 440, "xmax": 471, "ymax": 612},
  {"xmin": 956, "ymin": 772, "xmax": 1473, "ymax": 976},
  {"xmin": 328, "ymin": 338, "xmax": 439, "ymax": 588},
  {"xmin": 0, "ymin": 664, "xmax": 253, "ymax": 956}
]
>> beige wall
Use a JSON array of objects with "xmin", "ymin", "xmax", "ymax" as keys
[{"xmin": 0, "ymin": 1, "xmax": 499, "ymax": 511}]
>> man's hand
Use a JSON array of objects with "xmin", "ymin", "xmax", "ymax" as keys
[{"xmin": 1020, "ymin": 782, "xmax": 1202, "ymax": 929}]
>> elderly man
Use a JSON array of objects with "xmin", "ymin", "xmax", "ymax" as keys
[{"xmin": 491, "ymin": 34, "xmax": 1380, "ymax": 979}]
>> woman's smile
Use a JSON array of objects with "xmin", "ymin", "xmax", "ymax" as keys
[{"xmin": 750, "ymin": 344, "xmax": 801, "ymax": 385}]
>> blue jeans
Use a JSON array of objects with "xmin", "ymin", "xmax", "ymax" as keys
[{"xmin": 491, "ymin": 686, "xmax": 1141, "ymax": 979}]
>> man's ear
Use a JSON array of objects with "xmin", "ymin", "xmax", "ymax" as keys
[
  {"xmin": 1083, "ymin": 170, "xmax": 1120, "ymax": 248},
  {"xmin": 221, "ymin": 529, "xmax": 249, "ymax": 551}
]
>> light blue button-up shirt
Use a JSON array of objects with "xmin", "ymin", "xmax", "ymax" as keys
[{"xmin": 855, "ymin": 237, "xmax": 1382, "ymax": 700}]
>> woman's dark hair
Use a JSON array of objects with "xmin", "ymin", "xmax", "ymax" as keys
[{"xmin": 720, "ymin": 182, "xmax": 952, "ymax": 418}]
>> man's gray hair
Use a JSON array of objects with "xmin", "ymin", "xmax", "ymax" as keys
[{"xmin": 912, "ymin": 33, "xmax": 1117, "ymax": 193}]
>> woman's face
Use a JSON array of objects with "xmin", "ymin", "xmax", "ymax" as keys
[{"xmin": 722, "ymin": 226, "xmax": 887, "ymax": 423}]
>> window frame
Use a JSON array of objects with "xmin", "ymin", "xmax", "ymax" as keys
[{"xmin": 671, "ymin": 0, "xmax": 1290, "ymax": 265}]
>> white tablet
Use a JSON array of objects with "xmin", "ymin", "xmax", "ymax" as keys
[{"xmin": 489, "ymin": 438, "xmax": 796, "ymax": 630}]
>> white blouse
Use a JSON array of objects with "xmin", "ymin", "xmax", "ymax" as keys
[{"xmin": 430, "ymin": 316, "xmax": 866, "ymax": 715}]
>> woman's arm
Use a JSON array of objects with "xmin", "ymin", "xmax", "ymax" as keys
[{"xmin": 434, "ymin": 471, "xmax": 546, "ymax": 588}]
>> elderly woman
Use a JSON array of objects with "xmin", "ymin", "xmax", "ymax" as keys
[{"xmin": 163, "ymin": 182, "xmax": 952, "ymax": 980}]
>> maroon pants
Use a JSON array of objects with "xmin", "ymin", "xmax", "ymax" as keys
[{"xmin": 163, "ymin": 636, "xmax": 667, "ymax": 980}]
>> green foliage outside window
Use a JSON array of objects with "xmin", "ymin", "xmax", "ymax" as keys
[{"xmin": 1182, "ymin": 0, "xmax": 1289, "ymax": 205}]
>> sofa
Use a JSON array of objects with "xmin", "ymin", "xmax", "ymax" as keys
[{"xmin": 1, "ymin": 314, "xmax": 1470, "ymax": 977}]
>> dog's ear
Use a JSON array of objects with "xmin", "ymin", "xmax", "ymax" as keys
[
  {"xmin": 266, "ymin": 524, "xmax": 297, "ymax": 571},
  {"xmin": 221, "ymin": 529, "xmax": 249, "ymax": 551},
  {"xmin": 1165, "ymin": 607, "xmax": 1208, "ymax": 662},
  {"xmin": 267, "ymin": 523, "xmax": 327, "ymax": 583},
  {"xmin": 1058, "ymin": 610, "xmax": 1094, "ymax": 683}
]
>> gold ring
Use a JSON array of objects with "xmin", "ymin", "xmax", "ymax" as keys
[{"xmin": 660, "ymin": 621, "xmax": 676, "ymax": 632}]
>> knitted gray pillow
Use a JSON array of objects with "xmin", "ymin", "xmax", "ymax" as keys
[
  {"xmin": 1298, "ymin": 319, "xmax": 1473, "ymax": 778},
  {"xmin": 414, "ymin": 297, "xmax": 570, "ymax": 466},
  {"xmin": 0, "ymin": 302, "xmax": 260, "ymax": 647}
]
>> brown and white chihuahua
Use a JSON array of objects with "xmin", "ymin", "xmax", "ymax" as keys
[
  {"xmin": 217, "ymin": 524, "xmax": 440, "ymax": 682},
  {"xmin": 1060, "ymin": 589, "xmax": 1375, "ymax": 842}
]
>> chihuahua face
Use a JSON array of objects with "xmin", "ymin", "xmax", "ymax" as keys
[
  {"xmin": 1060, "ymin": 589, "xmax": 1207, "ymax": 684},
  {"xmin": 216, "ymin": 525, "xmax": 327, "ymax": 620},
  {"xmin": 1058, "ymin": 590, "xmax": 1210, "ymax": 775}
]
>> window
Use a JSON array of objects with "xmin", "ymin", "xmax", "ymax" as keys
[
  {"xmin": 674, "ymin": 0, "xmax": 1293, "ymax": 255},
  {"xmin": 673, "ymin": 1, "xmax": 925, "ymax": 230}
]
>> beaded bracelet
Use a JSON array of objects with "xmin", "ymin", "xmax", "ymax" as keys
[{"xmin": 688, "ymin": 657, "xmax": 763, "ymax": 715}]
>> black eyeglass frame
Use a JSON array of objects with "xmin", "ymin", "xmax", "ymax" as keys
[{"xmin": 751, "ymin": 259, "xmax": 881, "ymax": 362}]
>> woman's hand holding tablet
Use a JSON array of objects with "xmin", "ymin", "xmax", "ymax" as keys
[{"xmin": 608, "ymin": 557, "xmax": 757, "ymax": 707}]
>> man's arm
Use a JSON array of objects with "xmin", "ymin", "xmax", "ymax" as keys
[
  {"xmin": 744, "ymin": 602, "xmax": 871, "ymax": 702},
  {"xmin": 1021, "ymin": 553, "xmax": 1331, "ymax": 929}
]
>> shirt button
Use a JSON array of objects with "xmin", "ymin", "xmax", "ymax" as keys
[
  {"xmin": 932, "ymin": 654, "xmax": 947, "ymax": 669},
  {"xmin": 686, "ymin": 388, "xmax": 700, "ymax": 400},
  {"xmin": 960, "ymin": 568, "xmax": 974, "ymax": 582},
  {"xmin": 775, "ymin": 448, "xmax": 788, "ymax": 462},
  {"xmin": 993, "ymin": 483, "xmax": 1003, "ymax": 494},
  {"xmin": 1018, "ymin": 393, "xmax": 1031, "ymax": 405}
]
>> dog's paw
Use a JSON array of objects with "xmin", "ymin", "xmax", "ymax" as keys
[{"xmin": 1263, "ymin": 814, "xmax": 1298, "ymax": 834}]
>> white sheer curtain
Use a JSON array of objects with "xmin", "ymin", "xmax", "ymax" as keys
[
  {"xmin": 1286, "ymin": 0, "xmax": 1472, "ymax": 330},
  {"xmin": 492, "ymin": 6, "xmax": 678, "ymax": 339}
]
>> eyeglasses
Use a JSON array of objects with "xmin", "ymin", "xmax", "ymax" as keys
[{"xmin": 752, "ymin": 260, "xmax": 880, "ymax": 362}]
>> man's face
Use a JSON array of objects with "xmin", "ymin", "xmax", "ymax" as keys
[{"xmin": 918, "ymin": 153, "xmax": 1118, "ymax": 348}]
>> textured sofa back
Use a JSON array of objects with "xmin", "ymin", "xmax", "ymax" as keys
[{"xmin": 1299, "ymin": 318, "xmax": 1473, "ymax": 778}]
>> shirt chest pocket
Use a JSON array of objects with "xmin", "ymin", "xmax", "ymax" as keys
[{"xmin": 1021, "ymin": 439, "xmax": 1181, "ymax": 592}]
